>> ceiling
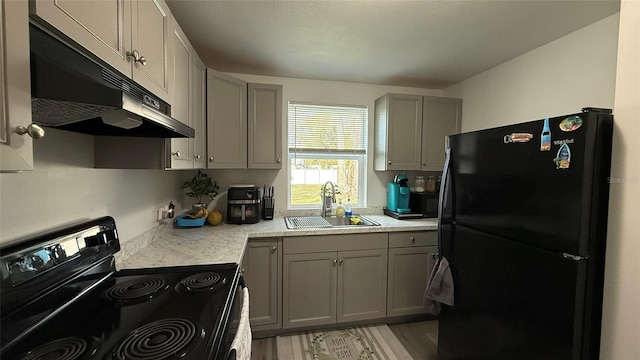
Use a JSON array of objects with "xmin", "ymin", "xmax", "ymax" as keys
[{"xmin": 166, "ymin": 0, "xmax": 620, "ymax": 89}]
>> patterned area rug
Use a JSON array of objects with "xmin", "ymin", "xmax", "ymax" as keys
[{"xmin": 276, "ymin": 324, "xmax": 412, "ymax": 360}]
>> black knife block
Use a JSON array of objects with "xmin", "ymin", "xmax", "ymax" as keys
[{"xmin": 262, "ymin": 205, "xmax": 274, "ymax": 220}]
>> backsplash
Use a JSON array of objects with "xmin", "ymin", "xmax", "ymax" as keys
[{"xmin": 114, "ymin": 222, "xmax": 172, "ymax": 268}]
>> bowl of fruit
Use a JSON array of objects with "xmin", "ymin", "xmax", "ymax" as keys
[{"xmin": 175, "ymin": 207, "xmax": 208, "ymax": 227}]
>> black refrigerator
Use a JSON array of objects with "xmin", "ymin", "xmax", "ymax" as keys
[{"xmin": 437, "ymin": 108, "xmax": 613, "ymax": 360}]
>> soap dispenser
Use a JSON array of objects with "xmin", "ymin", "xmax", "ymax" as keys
[
  {"xmin": 345, "ymin": 198, "xmax": 352, "ymax": 217},
  {"xmin": 336, "ymin": 200, "xmax": 345, "ymax": 217}
]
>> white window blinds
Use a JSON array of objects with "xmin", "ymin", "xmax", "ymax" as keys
[{"xmin": 288, "ymin": 103, "xmax": 367, "ymax": 154}]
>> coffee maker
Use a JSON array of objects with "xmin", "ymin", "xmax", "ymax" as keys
[{"xmin": 387, "ymin": 173, "xmax": 412, "ymax": 214}]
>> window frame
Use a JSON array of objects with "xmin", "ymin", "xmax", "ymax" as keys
[{"xmin": 287, "ymin": 102, "xmax": 368, "ymax": 210}]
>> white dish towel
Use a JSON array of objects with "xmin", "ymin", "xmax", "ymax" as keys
[{"xmin": 231, "ymin": 286, "xmax": 252, "ymax": 360}]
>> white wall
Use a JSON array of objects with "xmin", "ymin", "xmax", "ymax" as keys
[
  {"xmin": 600, "ymin": 1, "xmax": 640, "ymax": 358},
  {"xmin": 445, "ymin": 14, "xmax": 619, "ymax": 131},
  {"xmin": 0, "ymin": 129, "xmax": 185, "ymax": 245},
  {"xmin": 204, "ymin": 75, "xmax": 443, "ymax": 213}
]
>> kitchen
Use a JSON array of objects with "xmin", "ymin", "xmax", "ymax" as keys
[{"xmin": 1, "ymin": 1, "xmax": 638, "ymax": 359}]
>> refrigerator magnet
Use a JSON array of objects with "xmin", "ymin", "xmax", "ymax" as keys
[
  {"xmin": 554, "ymin": 143, "xmax": 572, "ymax": 169},
  {"xmin": 504, "ymin": 133, "xmax": 533, "ymax": 143},
  {"xmin": 540, "ymin": 118, "xmax": 551, "ymax": 151},
  {"xmin": 559, "ymin": 116, "xmax": 583, "ymax": 132}
]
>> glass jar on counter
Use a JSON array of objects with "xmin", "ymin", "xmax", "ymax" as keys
[
  {"xmin": 426, "ymin": 175, "xmax": 436, "ymax": 193},
  {"xmin": 414, "ymin": 175, "xmax": 425, "ymax": 192}
]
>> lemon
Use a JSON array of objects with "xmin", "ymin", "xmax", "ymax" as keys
[{"xmin": 207, "ymin": 210, "xmax": 223, "ymax": 226}]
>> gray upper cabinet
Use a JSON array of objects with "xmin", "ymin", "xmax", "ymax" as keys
[
  {"xmin": 206, "ymin": 70, "xmax": 247, "ymax": 169},
  {"xmin": 191, "ymin": 56, "xmax": 206, "ymax": 169},
  {"xmin": 374, "ymin": 93, "xmax": 462, "ymax": 172},
  {"xmin": 31, "ymin": 0, "xmax": 173, "ymax": 103},
  {"xmin": 1, "ymin": 0, "xmax": 37, "ymax": 172},
  {"xmin": 167, "ymin": 17, "xmax": 192, "ymax": 168},
  {"xmin": 421, "ymin": 96, "xmax": 462, "ymax": 171},
  {"xmin": 167, "ymin": 17, "xmax": 205, "ymax": 169},
  {"xmin": 245, "ymin": 238, "xmax": 282, "ymax": 331},
  {"xmin": 248, "ymin": 83, "xmax": 283, "ymax": 169},
  {"xmin": 374, "ymin": 94, "xmax": 423, "ymax": 171}
]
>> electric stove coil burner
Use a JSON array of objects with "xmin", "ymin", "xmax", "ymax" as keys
[
  {"xmin": 19, "ymin": 337, "xmax": 95, "ymax": 360},
  {"xmin": 112, "ymin": 318, "xmax": 203, "ymax": 360},
  {"xmin": 103, "ymin": 276, "xmax": 168, "ymax": 305},
  {"xmin": 177, "ymin": 272, "xmax": 226, "ymax": 293}
]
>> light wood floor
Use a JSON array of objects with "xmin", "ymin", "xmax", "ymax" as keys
[{"xmin": 250, "ymin": 320, "xmax": 438, "ymax": 360}]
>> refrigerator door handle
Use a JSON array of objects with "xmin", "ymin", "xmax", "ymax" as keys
[
  {"xmin": 438, "ymin": 146, "xmax": 454, "ymax": 257},
  {"xmin": 438, "ymin": 147, "xmax": 453, "ymax": 225}
]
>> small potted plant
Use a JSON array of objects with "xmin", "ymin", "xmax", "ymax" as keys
[{"xmin": 181, "ymin": 170, "xmax": 219, "ymax": 209}]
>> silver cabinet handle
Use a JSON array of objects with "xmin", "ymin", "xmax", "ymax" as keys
[
  {"xmin": 194, "ymin": 155, "xmax": 201, "ymax": 160},
  {"xmin": 16, "ymin": 124, "xmax": 45, "ymax": 139},
  {"xmin": 339, "ymin": 259, "xmax": 343, "ymax": 265},
  {"xmin": 276, "ymin": 158, "xmax": 281, "ymax": 163},
  {"xmin": 171, "ymin": 151, "xmax": 180, "ymax": 157},
  {"xmin": 333, "ymin": 259, "xmax": 337, "ymax": 265},
  {"xmin": 209, "ymin": 156, "xmax": 214, "ymax": 162},
  {"xmin": 432, "ymin": 253, "xmax": 439, "ymax": 259},
  {"xmin": 126, "ymin": 50, "xmax": 147, "ymax": 65},
  {"xmin": 410, "ymin": 236, "xmax": 415, "ymax": 243},
  {"xmin": 388, "ymin": 161, "xmax": 392, "ymax": 164},
  {"xmin": 271, "ymin": 246, "xmax": 277, "ymax": 252}
]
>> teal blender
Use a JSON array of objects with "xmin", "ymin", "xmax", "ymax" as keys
[{"xmin": 387, "ymin": 173, "xmax": 412, "ymax": 213}]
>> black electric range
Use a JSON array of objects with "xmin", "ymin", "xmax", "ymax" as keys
[{"xmin": 0, "ymin": 217, "xmax": 242, "ymax": 360}]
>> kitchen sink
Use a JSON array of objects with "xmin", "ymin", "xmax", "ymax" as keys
[{"xmin": 284, "ymin": 215, "xmax": 380, "ymax": 229}]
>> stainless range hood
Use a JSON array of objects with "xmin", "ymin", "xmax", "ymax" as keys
[{"xmin": 29, "ymin": 24, "xmax": 194, "ymax": 139}]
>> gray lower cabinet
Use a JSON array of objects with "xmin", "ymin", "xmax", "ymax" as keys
[
  {"xmin": 282, "ymin": 233, "xmax": 388, "ymax": 329},
  {"xmin": 337, "ymin": 249, "xmax": 388, "ymax": 322},
  {"xmin": 387, "ymin": 231, "xmax": 438, "ymax": 317},
  {"xmin": 283, "ymin": 251, "xmax": 337, "ymax": 329},
  {"xmin": 244, "ymin": 238, "xmax": 282, "ymax": 330}
]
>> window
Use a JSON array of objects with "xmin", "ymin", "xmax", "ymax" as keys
[{"xmin": 288, "ymin": 102, "xmax": 367, "ymax": 209}]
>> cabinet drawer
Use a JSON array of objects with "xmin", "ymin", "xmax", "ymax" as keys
[
  {"xmin": 389, "ymin": 231, "xmax": 437, "ymax": 248},
  {"xmin": 284, "ymin": 233, "xmax": 388, "ymax": 254}
]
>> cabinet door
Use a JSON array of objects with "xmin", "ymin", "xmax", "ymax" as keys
[
  {"xmin": 421, "ymin": 96, "xmax": 462, "ymax": 171},
  {"xmin": 192, "ymin": 55, "xmax": 206, "ymax": 169},
  {"xmin": 387, "ymin": 245, "xmax": 438, "ymax": 317},
  {"xmin": 245, "ymin": 238, "xmax": 281, "ymax": 330},
  {"xmin": 337, "ymin": 249, "xmax": 388, "ymax": 323},
  {"xmin": 283, "ymin": 252, "xmax": 337, "ymax": 329},
  {"xmin": 131, "ymin": 0, "xmax": 172, "ymax": 103},
  {"xmin": 167, "ymin": 17, "xmax": 192, "ymax": 168},
  {"xmin": 206, "ymin": 70, "xmax": 247, "ymax": 169},
  {"xmin": 30, "ymin": 0, "xmax": 132, "ymax": 77},
  {"xmin": 374, "ymin": 94, "xmax": 423, "ymax": 171},
  {"xmin": 1, "ymin": 0, "xmax": 35, "ymax": 171},
  {"xmin": 248, "ymin": 83, "xmax": 282, "ymax": 169}
]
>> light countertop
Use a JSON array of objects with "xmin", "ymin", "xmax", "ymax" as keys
[{"xmin": 117, "ymin": 215, "xmax": 438, "ymax": 270}]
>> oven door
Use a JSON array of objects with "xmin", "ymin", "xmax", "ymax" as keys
[{"xmin": 221, "ymin": 277, "xmax": 251, "ymax": 360}]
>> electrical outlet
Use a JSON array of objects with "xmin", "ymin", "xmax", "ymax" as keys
[{"xmin": 157, "ymin": 208, "xmax": 164, "ymax": 222}]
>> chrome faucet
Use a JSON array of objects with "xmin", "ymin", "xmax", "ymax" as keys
[{"xmin": 321, "ymin": 181, "xmax": 336, "ymax": 217}]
